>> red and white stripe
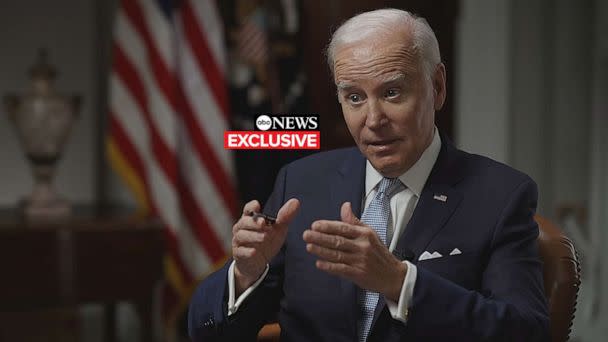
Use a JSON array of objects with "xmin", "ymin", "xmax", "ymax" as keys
[
  {"xmin": 108, "ymin": 0, "xmax": 235, "ymax": 324},
  {"xmin": 236, "ymin": 14, "xmax": 270, "ymax": 65}
]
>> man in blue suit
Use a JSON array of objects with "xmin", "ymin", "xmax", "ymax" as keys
[{"xmin": 189, "ymin": 8, "xmax": 549, "ymax": 341}]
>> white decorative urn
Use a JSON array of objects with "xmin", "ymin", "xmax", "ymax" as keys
[{"xmin": 3, "ymin": 50, "xmax": 81, "ymax": 220}]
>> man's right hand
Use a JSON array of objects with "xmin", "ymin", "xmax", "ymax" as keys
[{"xmin": 232, "ymin": 198, "xmax": 300, "ymax": 295}]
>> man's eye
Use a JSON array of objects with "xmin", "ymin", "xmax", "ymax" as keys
[
  {"xmin": 348, "ymin": 94, "xmax": 362, "ymax": 103},
  {"xmin": 385, "ymin": 88, "xmax": 400, "ymax": 99}
]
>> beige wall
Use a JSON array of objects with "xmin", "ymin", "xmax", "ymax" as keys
[
  {"xmin": 456, "ymin": 0, "xmax": 594, "ymax": 218},
  {"xmin": 455, "ymin": 0, "xmax": 511, "ymax": 164}
]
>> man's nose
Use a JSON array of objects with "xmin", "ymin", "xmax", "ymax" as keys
[{"xmin": 365, "ymin": 98, "xmax": 388, "ymax": 129}]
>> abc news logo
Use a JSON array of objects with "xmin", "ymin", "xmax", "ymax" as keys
[
  {"xmin": 224, "ymin": 114, "xmax": 320, "ymax": 150},
  {"xmin": 255, "ymin": 114, "xmax": 319, "ymax": 131}
]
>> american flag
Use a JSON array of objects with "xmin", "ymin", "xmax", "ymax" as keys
[
  {"xmin": 106, "ymin": 0, "xmax": 236, "ymax": 335},
  {"xmin": 236, "ymin": 9, "xmax": 270, "ymax": 66}
]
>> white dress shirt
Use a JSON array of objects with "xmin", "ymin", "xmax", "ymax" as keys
[
  {"xmin": 227, "ymin": 129, "xmax": 442, "ymax": 322},
  {"xmin": 365, "ymin": 129, "xmax": 441, "ymax": 321}
]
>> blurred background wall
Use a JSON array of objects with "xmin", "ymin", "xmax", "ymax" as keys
[{"xmin": 0, "ymin": 0, "xmax": 606, "ymax": 341}]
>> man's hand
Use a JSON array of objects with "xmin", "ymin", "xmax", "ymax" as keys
[
  {"xmin": 232, "ymin": 198, "xmax": 300, "ymax": 295},
  {"xmin": 302, "ymin": 202, "xmax": 407, "ymax": 301}
]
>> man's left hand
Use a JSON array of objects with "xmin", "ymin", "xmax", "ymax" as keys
[{"xmin": 302, "ymin": 202, "xmax": 407, "ymax": 301}]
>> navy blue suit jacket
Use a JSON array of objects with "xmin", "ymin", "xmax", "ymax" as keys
[{"xmin": 189, "ymin": 139, "xmax": 549, "ymax": 341}]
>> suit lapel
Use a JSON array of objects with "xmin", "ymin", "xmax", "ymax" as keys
[
  {"xmin": 329, "ymin": 148, "xmax": 366, "ymax": 339},
  {"xmin": 397, "ymin": 138, "xmax": 465, "ymax": 261},
  {"xmin": 370, "ymin": 136, "xmax": 465, "ymax": 334},
  {"xmin": 396, "ymin": 183, "xmax": 462, "ymax": 263},
  {"xmin": 330, "ymin": 148, "xmax": 366, "ymax": 218}
]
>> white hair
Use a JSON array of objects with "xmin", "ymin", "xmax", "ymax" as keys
[{"xmin": 326, "ymin": 8, "xmax": 441, "ymax": 81}]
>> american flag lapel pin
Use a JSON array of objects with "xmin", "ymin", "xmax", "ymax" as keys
[{"xmin": 433, "ymin": 194, "xmax": 448, "ymax": 202}]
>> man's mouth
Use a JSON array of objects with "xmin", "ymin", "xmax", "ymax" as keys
[{"xmin": 367, "ymin": 138, "xmax": 398, "ymax": 146}]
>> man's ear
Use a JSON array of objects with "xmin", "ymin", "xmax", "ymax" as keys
[{"xmin": 433, "ymin": 63, "xmax": 447, "ymax": 111}]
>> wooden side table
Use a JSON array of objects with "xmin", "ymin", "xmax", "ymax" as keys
[{"xmin": 0, "ymin": 208, "xmax": 164, "ymax": 342}]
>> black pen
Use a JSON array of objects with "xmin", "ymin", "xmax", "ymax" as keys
[{"xmin": 248, "ymin": 211, "xmax": 277, "ymax": 225}]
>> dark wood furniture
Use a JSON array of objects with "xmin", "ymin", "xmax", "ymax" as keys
[
  {"xmin": 536, "ymin": 216, "xmax": 581, "ymax": 342},
  {"xmin": 0, "ymin": 208, "xmax": 164, "ymax": 342}
]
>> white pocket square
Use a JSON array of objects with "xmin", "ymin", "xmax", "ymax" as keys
[
  {"xmin": 449, "ymin": 248, "xmax": 462, "ymax": 255},
  {"xmin": 418, "ymin": 251, "xmax": 443, "ymax": 261}
]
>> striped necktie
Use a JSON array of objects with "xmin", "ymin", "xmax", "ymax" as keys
[{"xmin": 358, "ymin": 177, "xmax": 404, "ymax": 341}]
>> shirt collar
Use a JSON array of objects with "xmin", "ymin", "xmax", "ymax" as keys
[{"xmin": 365, "ymin": 128, "xmax": 441, "ymax": 198}]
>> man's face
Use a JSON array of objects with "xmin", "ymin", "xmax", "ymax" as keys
[{"xmin": 333, "ymin": 30, "xmax": 445, "ymax": 178}]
